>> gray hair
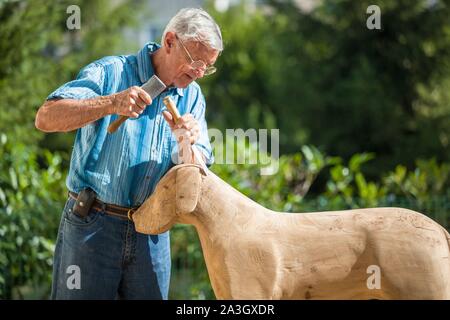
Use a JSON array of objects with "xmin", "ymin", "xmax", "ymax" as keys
[{"xmin": 161, "ymin": 8, "xmax": 223, "ymax": 51}]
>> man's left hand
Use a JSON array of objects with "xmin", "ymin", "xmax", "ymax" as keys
[{"xmin": 162, "ymin": 111, "xmax": 200, "ymax": 145}]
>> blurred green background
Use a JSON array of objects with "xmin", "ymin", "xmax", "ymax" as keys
[{"xmin": 0, "ymin": 0, "xmax": 449, "ymax": 299}]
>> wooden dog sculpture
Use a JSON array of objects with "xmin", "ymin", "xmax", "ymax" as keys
[{"xmin": 132, "ymin": 164, "xmax": 450, "ymax": 299}]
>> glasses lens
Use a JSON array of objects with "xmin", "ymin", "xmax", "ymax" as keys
[
  {"xmin": 191, "ymin": 61, "xmax": 205, "ymax": 69},
  {"xmin": 191, "ymin": 60, "xmax": 216, "ymax": 76},
  {"xmin": 204, "ymin": 66, "xmax": 216, "ymax": 76}
]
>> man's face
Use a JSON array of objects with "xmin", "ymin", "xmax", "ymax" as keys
[{"xmin": 168, "ymin": 34, "xmax": 220, "ymax": 88}]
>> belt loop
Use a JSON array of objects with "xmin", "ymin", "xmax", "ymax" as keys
[{"xmin": 101, "ymin": 202, "xmax": 106, "ymax": 213}]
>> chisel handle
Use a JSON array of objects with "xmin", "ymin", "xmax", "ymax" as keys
[
  {"xmin": 163, "ymin": 96, "xmax": 181, "ymax": 122},
  {"xmin": 107, "ymin": 115, "xmax": 128, "ymax": 133}
]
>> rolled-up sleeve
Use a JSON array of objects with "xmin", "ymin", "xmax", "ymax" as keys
[
  {"xmin": 47, "ymin": 63, "xmax": 105, "ymax": 100},
  {"xmin": 190, "ymin": 93, "xmax": 215, "ymax": 167}
]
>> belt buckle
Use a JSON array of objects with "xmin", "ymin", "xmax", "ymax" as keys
[{"xmin": 127, "ymin": 208, "xmax": 136, "ymax": 221}]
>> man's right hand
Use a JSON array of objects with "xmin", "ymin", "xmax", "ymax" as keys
[{"xmin": 110, "ymin": 86, "xmax": 152, "ymax": 118}]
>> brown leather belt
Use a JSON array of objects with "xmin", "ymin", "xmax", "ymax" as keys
[{"xmin": 68, "ymin": 191, "xmax": 138, "ymax": 220}]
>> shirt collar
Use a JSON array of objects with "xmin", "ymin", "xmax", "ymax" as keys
[{"xmin": 136, "ymin": 42, "xmax": 184, "ymax": 97}]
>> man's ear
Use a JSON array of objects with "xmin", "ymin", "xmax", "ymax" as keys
[
  {"xmin": 164, "ymin": 32, "xmax": 176, "ymax": 52},
  {"xmin": 176, "ymin": 165, "xmax": 202, "ymax": 214}
]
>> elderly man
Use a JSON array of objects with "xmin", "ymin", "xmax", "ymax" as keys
[{"xmin": 35, "ymin": 8, "xmax": 223, "ymax": 299}]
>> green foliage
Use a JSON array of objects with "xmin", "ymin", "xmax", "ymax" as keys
[
  {"xmin": 0, "ymin": 134, "xmax": 67, "ymax": 299},
  {"xmin": 0, "ymin": 0, "xmax": 61, "ymax": 145},
  {"xmin": 211, "ymin": 139, "xmax": 338, "ymax": 211},
  {"xmin": 0, "ymin": 0, "xmax": 145, "ymax": 150},
  {"xmin": 169, "ymin": 224, "xmax": 214, "ymax": 300},
  {"xmin": 202, "ymin": 2, "xmax": 287, "ymax": 131},
  {"xmin": 203, "ymin": 0, "xmax": 450, "ymax": 172},
  {"xmin": 383, "ymin": 158, "xmax": 450, "ymax": 204},
  {"xmin": 324, "ymin": 152, "xmax": 388, "ymax": 208}
]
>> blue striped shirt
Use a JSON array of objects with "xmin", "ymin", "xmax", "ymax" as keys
[{"xmin": 47, "ymin": 42, "xmax": 214, "ymax": 207}]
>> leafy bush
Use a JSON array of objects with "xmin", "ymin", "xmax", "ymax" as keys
[{"xmin": 0, "ymin": 134, "xmax": 67, "ymax": 299}]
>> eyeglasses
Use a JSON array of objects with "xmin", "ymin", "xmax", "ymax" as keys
[{"xmin": 176, "ymin": 35, "xmax": 217, "ymax": 76}]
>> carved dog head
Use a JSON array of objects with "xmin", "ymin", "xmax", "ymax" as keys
[{"xmin": 132, "ymin": 164, "xmax": 203, "ymax": 235}]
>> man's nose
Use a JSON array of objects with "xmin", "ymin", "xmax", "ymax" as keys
[{"xmin": 194, "ymin": 67, "xmax": 205, "ymax": 78}]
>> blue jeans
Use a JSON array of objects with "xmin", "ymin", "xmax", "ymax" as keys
[{"xmin": 51, "ymin": 197, "xmax": 171, "ymax": 299}]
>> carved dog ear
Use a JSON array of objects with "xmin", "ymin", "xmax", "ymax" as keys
[{"xmin": 176, "ymin": 166, "xmax": 202, "ymax": 214}]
